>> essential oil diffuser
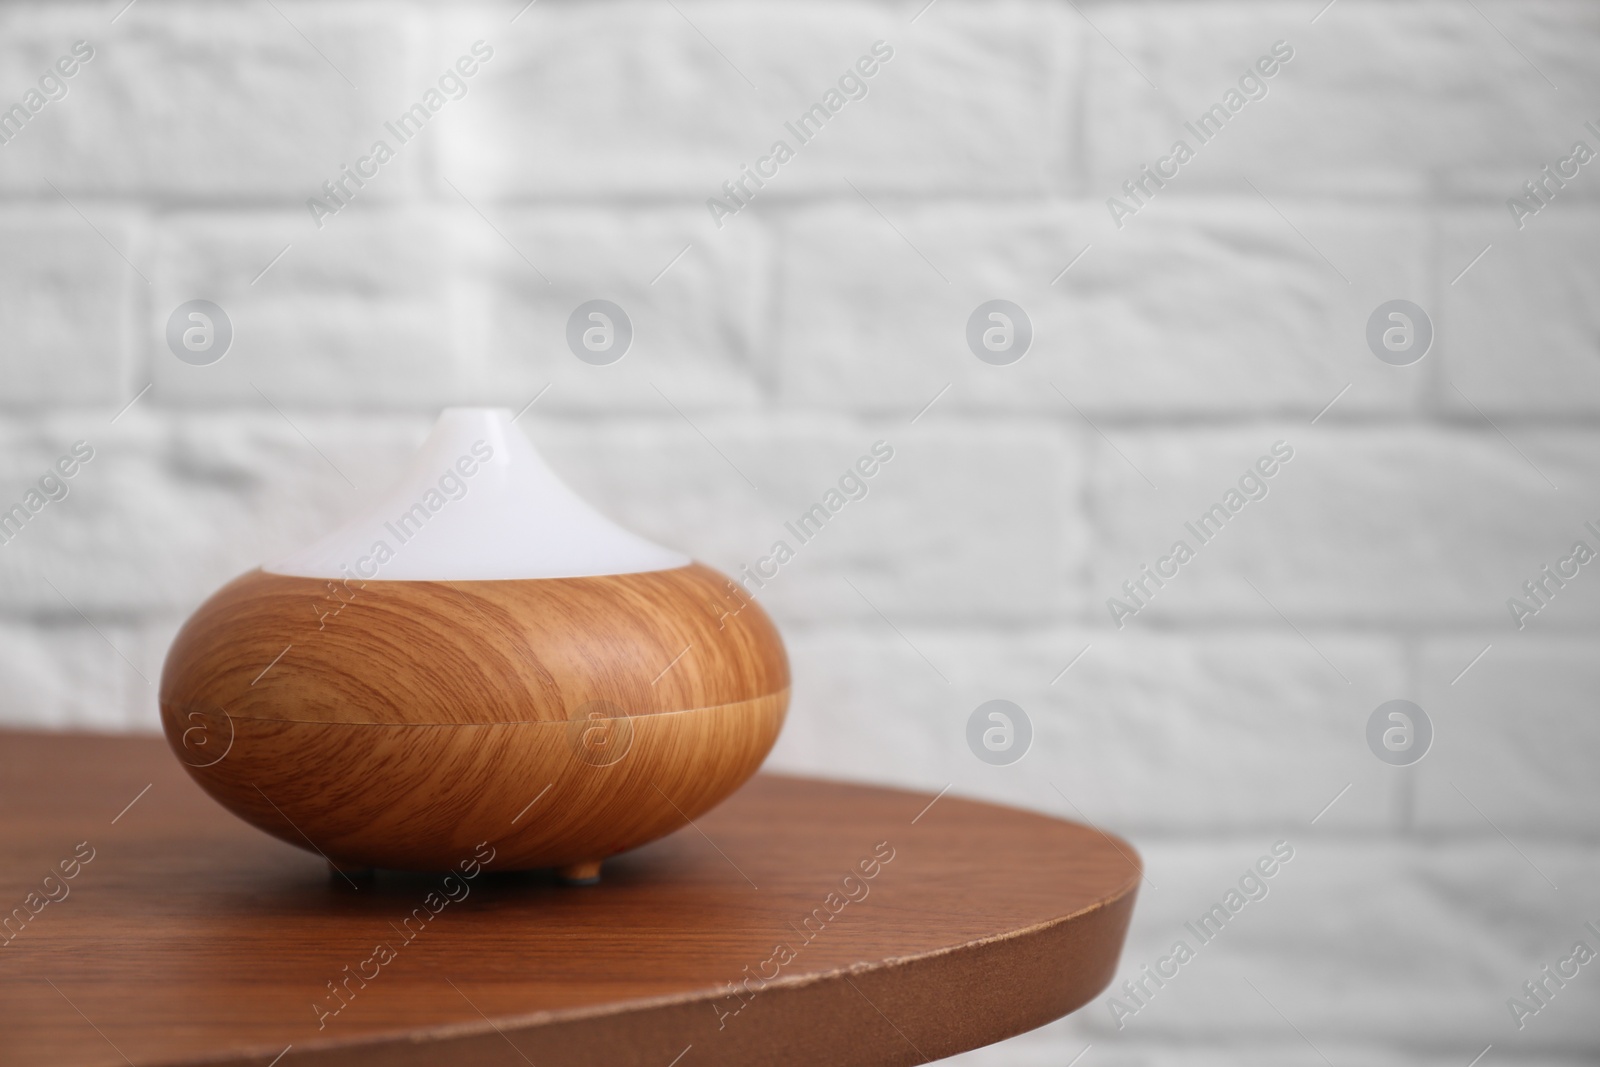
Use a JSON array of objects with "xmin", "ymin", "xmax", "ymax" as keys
[{"xmin": 159, "ymin": 408, "xmax": 788, "ymax": 883}]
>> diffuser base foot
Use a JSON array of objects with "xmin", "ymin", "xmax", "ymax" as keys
[
  {"xmin": 328, "ymin": 861, "xmax": 376, "ymax": 881},
  {"xmin": 556, "ymin": 860, "xmax": 603, "ymax": 885}
]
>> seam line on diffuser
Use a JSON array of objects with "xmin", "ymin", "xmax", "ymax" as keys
[{"xmin": 203, "ymin": 691, "xmax": 792, "ymax": 727}]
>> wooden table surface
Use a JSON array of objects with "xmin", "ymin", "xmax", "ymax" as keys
[{"xmin": 0, "ymin": 730, "xmax": 1139, "ymax": 1067}]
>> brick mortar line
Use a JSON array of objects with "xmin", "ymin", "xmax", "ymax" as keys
[
  {"xmin": 5, "ymin": 190, "xmax": 1600, "ymax": 211},
  {"xmin": 7, "ymin": 413, "xmax": 1600, "ymax": 435},
  {"xmin": 11, "ymin": 607, "xmax": 1600, "ymax": 636},
  {"xmin": 1059, "ymin": 828, "xmax": 1600, "ymax": 846}
]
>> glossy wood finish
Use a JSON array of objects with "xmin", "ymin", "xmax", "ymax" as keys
[
  {"xmin": 158, "ymin": 564, "xmax": 789, "ymax": 871},
  {"xmin": 0, "ymin": 731, "xmax": 1141, "ymax": 1067},
  {"xmin": 174, "ymin": 697, "xmax": 786, "ymax": 871},
  {"xmin": 162, "ymin": 564, "xmax": 788, "ymax": 725}
]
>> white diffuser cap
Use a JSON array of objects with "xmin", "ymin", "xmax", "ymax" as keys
[{"xmin": 266, "ymin": 407, "xmax": 690, "ymax": 581}]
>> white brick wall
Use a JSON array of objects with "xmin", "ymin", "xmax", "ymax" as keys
[{"xmin": 1, "ymin": 1, "xmax": 1597, "ymax": 1062}]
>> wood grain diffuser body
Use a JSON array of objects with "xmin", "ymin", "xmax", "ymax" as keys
[{"xmin": 159, "ymin": 408, "xmax": 788, "ymax": 882}]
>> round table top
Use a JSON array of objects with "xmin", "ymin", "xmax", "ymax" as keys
[{"xmin": 0, "ymin": 730, "xmax": 1139, "ymax": 1067}]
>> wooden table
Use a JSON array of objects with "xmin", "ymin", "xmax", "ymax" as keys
[{"xmin": 0, "ymin": 731, "xmax": 1139, "ymax": 1066}]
